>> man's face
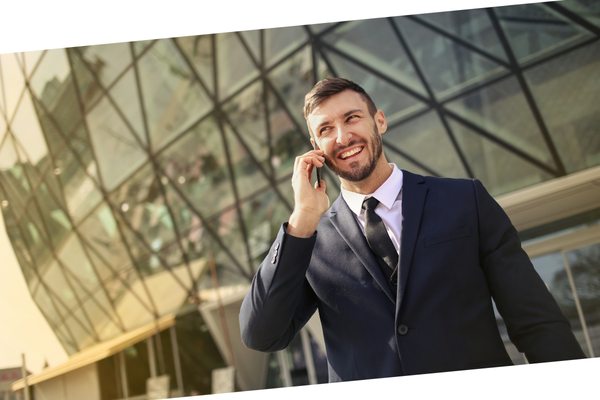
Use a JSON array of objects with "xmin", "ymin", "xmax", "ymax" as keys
[{"xmin": 307, "ymin": 90, "xmax": 387, "ymax": 183}]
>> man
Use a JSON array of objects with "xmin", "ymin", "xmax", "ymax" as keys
[{"xmin": 239, "ymin": 78, "xmax": 585, "ymax": 382}]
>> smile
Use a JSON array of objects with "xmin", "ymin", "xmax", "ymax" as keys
[{"xmin": 339, "ymin": 147, "xmax": 363, "ymax": 160}]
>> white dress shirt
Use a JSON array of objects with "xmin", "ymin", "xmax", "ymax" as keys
[{"xmin": 341, "ymin": 164, "xmax": 403, "ymax": 254}]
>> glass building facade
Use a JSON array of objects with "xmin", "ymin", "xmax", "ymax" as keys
[{"xmin": 1, "ymin": 0, "xmax": 600, "ymax": 396}]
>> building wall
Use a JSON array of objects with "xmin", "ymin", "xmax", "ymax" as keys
[{"xmin": 34, "ymin": 363, "xmax": 99, "ymax": 400}]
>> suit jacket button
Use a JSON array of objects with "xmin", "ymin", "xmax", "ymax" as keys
[{"xmin": 398, "ymin": 324, "xmax": 409, "ymax": 335}]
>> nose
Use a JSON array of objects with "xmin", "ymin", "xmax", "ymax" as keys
[{"xmin": 335, "ymin": 125, "xmax": 351, "ymax": 146}]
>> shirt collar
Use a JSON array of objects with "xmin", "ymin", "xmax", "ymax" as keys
[{"xmin": 341, "ymin": 164, "xmax": 403, "ymax": 217}]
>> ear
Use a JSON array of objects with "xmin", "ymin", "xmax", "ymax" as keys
[{"xmin": 375, "ymin": 110, "xmax": 387, "ymax": 135}]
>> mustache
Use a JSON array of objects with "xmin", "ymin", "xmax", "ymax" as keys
[{"xmin": 330, "ymin": 139, "xmax": 368, "ymax": 159}]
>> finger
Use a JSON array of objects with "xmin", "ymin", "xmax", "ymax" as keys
[{"xmin": 314, "ymin": 178, "xmax": 326, "ymax": 190}]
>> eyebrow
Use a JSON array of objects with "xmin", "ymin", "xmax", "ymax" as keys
[{"xmin": 315, "ymin": 108, "xmax": 365, "ymax": 132}]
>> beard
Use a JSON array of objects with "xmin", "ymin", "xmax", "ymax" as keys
[{"xmin": 324, "ymin": 123, "xmax": 383, "ymax": 182}]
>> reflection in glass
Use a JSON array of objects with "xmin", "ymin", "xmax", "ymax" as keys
[
  {"xmin": 323, "ymin": 19, "xmax": 426, "ymax": 97},
  {"xmin": 158, "ymin": 116, "xmax": 234, "ymax": 219},
  {"xmin": 524, "ymin": 40, "xmax": 600, "ymax": 174},
  {"xmin": 495, "ymin": 2, "xmax": 594, "ymax": 65},
  {"xmin": 385, "ymin": 110, "xmax": 469, "ymax": 179},
  {"xmin": 451, "ymin": 119, "xmax": 553, "ymax": 196},
  {"xmin": 566, "ymin": 243, "xmax": 600, "ymax": 357},
  {"xmin": 216, "ymin": 33, "xmax": 260, "ymax": 101},
  {"xmin": 416, "ymin": 8, "xmax": 508, "ymax": 63},
  {"xmin": 531, "ymin": 251, "xmax": 593, "ymax": 357},
  {"xmin": 138, "ymin": 39, "xmax": 212, "ymax": 152},
  {"xmin": 445, "ymin": 75, "xmax": 554, "ymax": 168},
  {"xmin": 395, "ymin": 15, "xmax": 507, "ymax": 100},
  {"xmin": 86, "ymin": 95, "xmax": 148, "ymax": 191}
]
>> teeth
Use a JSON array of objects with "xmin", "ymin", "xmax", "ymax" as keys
[{"xmin": 341, "ymin": 147, "xmax": 362, "ymax": 159}]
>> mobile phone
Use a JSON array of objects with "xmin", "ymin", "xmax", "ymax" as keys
[{"xmin": 313, "ymin": 142, "xmax": 322, "ymax": 188}]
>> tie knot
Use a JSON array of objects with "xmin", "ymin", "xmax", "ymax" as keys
[{"xmin": 362, "ymin": 196, "xmax": 380, "ymax": 211}]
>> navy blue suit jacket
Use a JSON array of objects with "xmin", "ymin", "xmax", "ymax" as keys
[{"xmin": 239, "ymin": 171, "xmax": 584, "ymax": 382}]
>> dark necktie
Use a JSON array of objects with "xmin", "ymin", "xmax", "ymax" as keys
[{"xmin": 362, "ymin": 197, "xmax": 399, "ymax": 286}]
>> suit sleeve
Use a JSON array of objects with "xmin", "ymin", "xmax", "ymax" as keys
[
  {"xmin": 239, "ymin": 223, "xmax": 319, "ymax": 352},
  {"xmin": 473, "ymin": 179, "xmax": 586, "ymax": 362}
]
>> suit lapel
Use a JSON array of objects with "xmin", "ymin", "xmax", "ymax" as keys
[
  {"xmin": 397, "ymin": 170, "xmax": 428, "ymax": 306},
  {"xmin": 328, "ymin": 196, "xmax": 396, "ymax": 303}
]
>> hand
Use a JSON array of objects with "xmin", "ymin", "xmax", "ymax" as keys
[{"xmin": 287, "ymin": 149, "xmax": 329, "ymax": 238}]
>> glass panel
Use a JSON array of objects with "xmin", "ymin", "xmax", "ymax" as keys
[
  {"xmin": 34, "ymin": 192, "xmax": 72, "ymax": 249},
  {"xmin": 560, "ymin": 0, "xmax": 600, "ymax": 29},
  {"xmin": 34, "ymin": 283, "xmax": 62, "ymax": 326},
  {"xmin": 0, "ymin": 103, "xmax": 6, "ymax": 140},
  {"xmin": 133, "ymin": 40, "xmax": 155, "ymax": 57},
  {"xmin": 385, "ymin": 110, "xmax": 469, "ymax": 179},
  {"xmin": 139, "ymin": 252, "xmax": 193, "ymax": 316},
  {"xmin": 450, "ymin": 118, "xmax": 553, "ymax": 196},
  {"xmin": 384, "ymin": 148, "xmax": 442, "ymax": 179},
  {"xmin": 265, "ymin": 25, "xmax": 308, "ymax": 68},
  {"xmin": 0, "ymin": 135, "xmax": 31, "ymax": 200},
  {"xmin": 524, "ymin": 40, "xmax": 600, "ymax": 174},
  {"xmin": 109, "ymin": 163, "xmax": 179, "ymax": 272},
  {"xmin": 120, "ymin": 276, "xmax": 158, "ymax": 330},
  {"xmin": 566, "ymin": 243, "xmax": 600, "ymax": 357},
  {"xmin": 69, "ymin": 48, "xmax": 104, "ymax": 112},
  {"xmin": 323, "ymin": 19, "xmax": 426, "ymax": 96},
  {"xmin": 210, "ymin": 207, "xmax": 252, "ymax": 276},
  {"xmin": 4, "ymin": 223, "xmax": 39, "ymax": 292},
  {"xmin": 223, "ymin": 124, "xmax": 271, "ymax": 202},
  {"xmin": 216, "ymin": 32, "xmax": 260, "ymax": 100},
  {"xmin": 86, "ymin": 95, "xmax": 148, "ymax": 191},
  {"xmin": 29, "ymin": 49, "xmax": 71, "ymax": 111},
  {"xmin": 394, "ymin": 15, "xmax": 508, "ymax": 101},
  {"xmin": 0, "ymin": 53, "xmax": 26, "ymax": 119},
  {"xmin": 55, "ymin": 323, "xmax": 79, "ymax": 355},
  {"xmin": 109, "ymin": 68, "xmax": 146, "ymax": 145},
  {"xmin": 42, "ymin": 260, "xmax": 79, "ymax": 313},
  {"xmin": 158, "ymin": 115, "xmax": 234, "ymax": 219},
  {"xmin": 445, "ymin": 75, "xmax": 555, "ymax": 168},
  {"xmin": 176, "ymin": 35, "xmax": 215, "ymax": 95},
  {"xmin": 138, "ymin": 38, "xmax": 213, "ymax": 152},
  {"xmin": 77, "ymin": 42, "xmax": 132, "ymax": 89},
  {"xmin": 160, "ymin": 180, "xmax": 203, "ymax": 263},
  {"xmin": 530, "ymin": 251, "xmax": 591, "ymax": 357},
  {"xmin": 222, "ymin": 81, "xmax": 269, "ymax": 169},
  {"xmin": 267, "ymin": 86, "xmax": 308, "ymax": 180},
  {"xmin": 495, "ymin": 3, "xmax": 594, "ymax": 66},
  {"xmin": 241, "ymin": 188, "xmax": 294, "ymax": 271},
  {"xmin": 239, "ymin": 29, "xmax": 260, "ymax": 63},
  {"xmin": 64, "ymin": 311, "xmax": 97, "ymax": 350},
  {"xmin": 81, "ymin": 295, "xmax": 122, "ymax": 342},
  {"xmin": 57, "ymin": 234, "xmax": 99, "ymax": 294},
  {"xmin": 89, "ymin": 289, "xmax": 124, "ymax": 341},
  {"xmin": 10, "ymin": 89, "xmax": 50, "ymax": 168},
  {"xmin": 308, "ymin": 22, "xmax": 339, "ymax": 34},
  {"xmin": 53, "ymin": 142, "xmax": 103, "ymax": 224},
  {"xmin": 416, "ymin": 8, "xmax": 508, "ymax": 63},
  {"xmin": 324, "ymin": 50, "xmax": 427, "ymax": 126},
  {"xmin": 78, "ymin": 202, "xmax": 131, "ymax": 274},
  {"xmin": 267, "ymin": 45, "xmax": 317, "ymax": 126},
  {"xmin": 22, "ymin": 50, "xmax": 45, "ymax": 78},
  {"xmin": 18, "ymin": 211, "xmax": 52, "ymax": 271}
]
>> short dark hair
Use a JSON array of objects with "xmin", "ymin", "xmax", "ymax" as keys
[{"xmin": 303, "ymin": 78, "xmax": 378, "ymax": 122}]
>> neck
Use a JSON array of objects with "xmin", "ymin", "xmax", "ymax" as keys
[{"xmin": 340, "ymin": 159, "xmax": 393, "ymax": 195}]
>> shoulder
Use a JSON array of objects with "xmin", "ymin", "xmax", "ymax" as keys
[{"xmin": 403, "ymin": 169, "xmax": 478, "ymax": 192}]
